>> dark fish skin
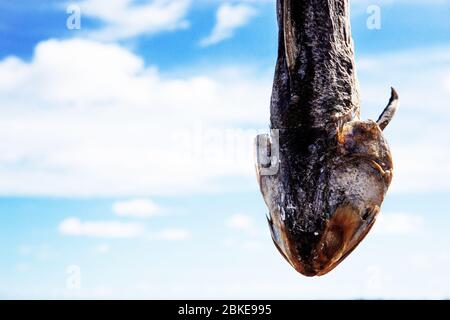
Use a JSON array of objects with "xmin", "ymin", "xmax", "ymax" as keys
[{"xmin": 255, "ymin": 0, "xmax": 398, "ymax": 276}]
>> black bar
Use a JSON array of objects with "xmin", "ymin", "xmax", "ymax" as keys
[{"xmin": 0, "ymin": 300, "xmax": 448, "ymax": 319}]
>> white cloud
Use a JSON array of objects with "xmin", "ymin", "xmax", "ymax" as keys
[
  {"xmin": 226, "ymin": 214, "xmax": 252, "ymax": 230},
  {"xmin": 224, "ymin": 213, "xmax": 265, "ymax": 253},
  {"xmin": 58, "ymin": 217, "xmax": 190, "ymax": 241},
  {"xmin": 223, "ymin": 237, "xmax": 263, "ymax": 252},
  {"xmin": 1, "ymin": 39, "xmax": 450, "ymax": 197},
  {"xmin": 373, "ymin": 213, "xmax": 424, "ymax": 235},
  {"xmin": 200, "ymin": 3, "xmax": 256, "ymax": 46},
  {"xmin": 58, "ymin": 217, "xmax": 145, "ymax": 238},
  {"xmin": 113, "ymin": 199, "xmax": 162, "ymax": 218},
  {"xmin": 0, "ymin": 38, "xmax": 270, "ymax": 197},
  {"xmin": 94, "ymin": 243, "xmax": 111, "ymax": 253},
  {"xmin": 17, "ymin": 244, "xmax": 52, "ymax": 261},
  {"xmin": 76, "ymin": 0, "xmax": 191, "ymax": 41},
  {"xmin": 226, "ymin": 213, "xmax": 261, "ymax": 238},
  {"xmin": 150, "ymin": 228, "xmax": 191, "ymax": 241}
]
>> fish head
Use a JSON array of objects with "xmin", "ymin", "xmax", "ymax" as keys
[{"xmin": 255, "ymin": 119, "xmax": 395, "ymax": 277}]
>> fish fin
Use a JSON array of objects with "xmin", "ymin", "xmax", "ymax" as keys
[{"xmin": 377, "ymin": 87, "xmax": 399, "ymax": 130}]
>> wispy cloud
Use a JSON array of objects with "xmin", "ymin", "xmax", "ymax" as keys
[
  {"xmin": 58, "ymin": 215, "xmax": 191, "ymax": 240},
  {"xmin": 76, "ymin": 0, "xmax": 191, "ymax": 41},
  {"xmin": 17, "ymin": 244, "xmax": 52, "ymax": 261},
  {"xmin": 373, "ymin": 213, "xmax": 424, "ymax": 235},
  {"xmin": 223, "ymin": 237, "xmax": 264, "ymax": 252},
  {"xmin": 226, "ymin": 213, "xmax": 253, "ymax": 230},
  {"xmin": 225, "ymin": 213, "xmax": 261, "ymax": 240},
  {"xmin": 58, "ymin": 217, "xmax": 145, "ymax": 238},
  {"xmin": 200, "ymin": 3, "xmax": 256, "ymax": 47},
  {"xmin": 149, "ymin": 228, "xmax": 191, "ymax": 241},
  {"xmin": 113, "ymin": 199, "xmax": 162, "ymax": 218},
  {"xmin": 93, "ymin": 243, "xmax": 111, "ymax": 253}
]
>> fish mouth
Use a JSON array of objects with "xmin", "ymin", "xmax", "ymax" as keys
[
  {"xmin": 310, "ymin": 204, "xmax": 380, "ymax": 276},
  {"xmin": 270, "ymin": 203, "xmax": 380, "ymax": 277}
]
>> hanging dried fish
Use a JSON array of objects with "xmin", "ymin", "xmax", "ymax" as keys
[{"xmin": 255, "ymin": 0, "xmax": 398, "ymax": 276}]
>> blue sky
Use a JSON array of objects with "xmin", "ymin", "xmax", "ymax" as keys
[{"xmin": 0, "ymin": 0, "xmax": 450, "ymax": 299}]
